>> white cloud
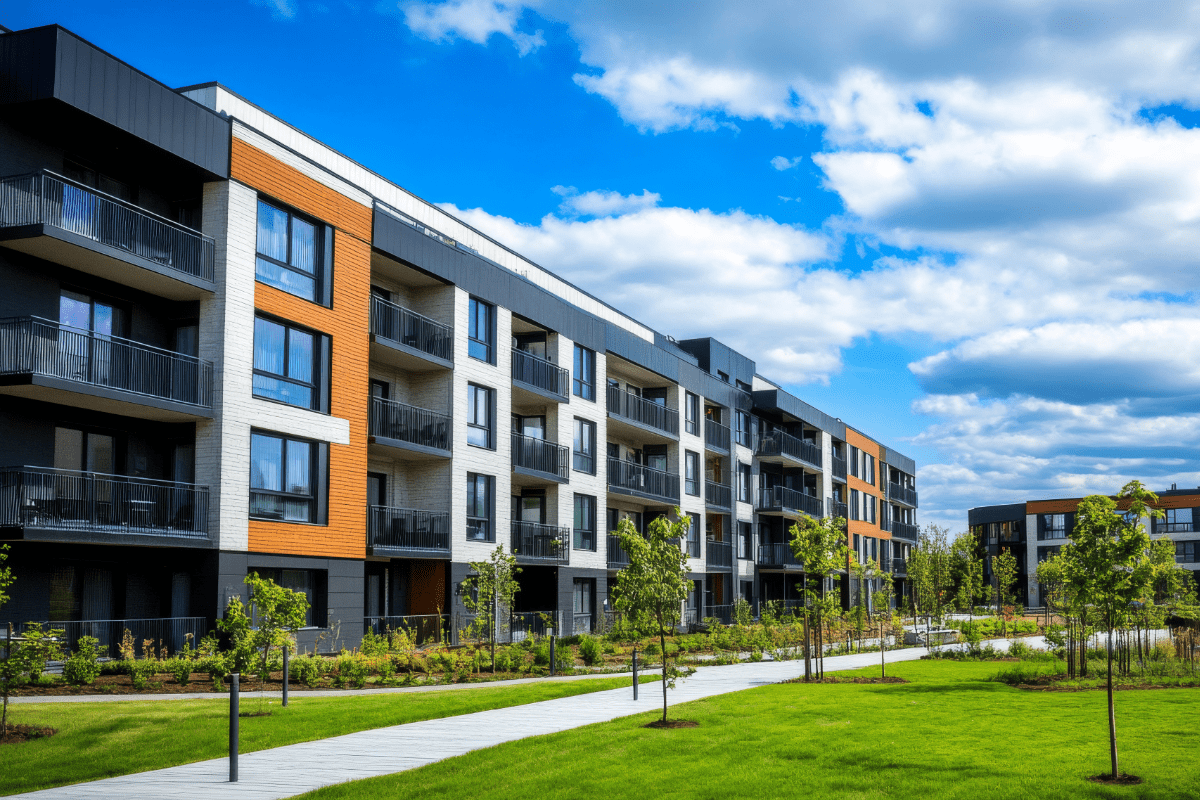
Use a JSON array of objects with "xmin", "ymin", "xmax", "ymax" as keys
[
  {"xmin": 251, "ymin": 0, "xmax": 299, "ymax": 19},
  {"xmin": 401, "ymin": 0, "xmax": 545, "ymax": 54},
  {"xmin": 551, "ymin": 186, "xmax": 661, "ymax": 217},
  {"xmin": 770, "ymin": 156, "xmax": 803, "ymax": 171}
]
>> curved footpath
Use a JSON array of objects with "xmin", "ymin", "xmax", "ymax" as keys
[{"xmin": 9, "ymin": 638, "xmax": 1033, "ymax": 800}]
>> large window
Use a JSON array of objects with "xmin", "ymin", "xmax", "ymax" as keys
[
  {"xmin": 684, "ymin": 392, "xmax": 700, "ymax": 435},
  {"xmin": 253, "ymin": 316, "xmax": 324, "ymax": 410},
  {"xmin": 684, "ymin": 451, "xmax": 700, "ymax": 496},
  {"xmin": 1163, "ymin": 507, "xmax": 1195, "ymax": 533},
  {"xmin": 573, "ymin": 344, "xmax": 595, "ymax": 400},
  {"xmin": 737, "ymin": 463, "xmax": 751, "ymax": 503},
  {"xmin": 573, "ymin": 418, "xmax": 596, "ymax": 473},
  {"xmin": 574, "ymin": 494, "xmax": 597, "ymax": 551},
  {"xmin": 849, "ymin": 488, "xmax": 861, "ymax": 521},
  {"xmin": 1040, "ymin": 514, "xmax": 1068, "ymax": 540},
  {"xmin": 250, "ymin": 432, "xmax": 318, "ymax": 523},
  {"xmin": 249, "ymin": 568, "xmax": 324, "ymax": 627},
  {"xmin": 468, "ymin": 298, "xmax": 493, "ymax": 363},
  {"xmin": 738, "ymin": 521, "xmax": 753, "ymax": 560},
  {"xmin": 466, "ymin": 473, "xmax": 494, "ymax": 541},
  {"xmin": 467, "ymin": 384, "xmax": 493, "ymax": 448},
  {"xmin": 1176, "ymin": 541, "xmax": 1197, "ymax": 564},
  {"xmin": 849, "ymin": 446, "xmax": 860, "ymax": 478},
  {"xmin": 864, "ymin": 494, "xmax": 877, "ymax": 524},
  {"xmin": 735, "ymin": 410, "xmax": 752, "ymax": 447},
  {"xmin": 256, "ymin": 199, "xmax": 326, "ymax": 304},
  {"xmin": 686, "ymin": 513, "xmax": 701, "ymax": 557},
  {"xmin": 863, "ymin": 453, "xmax": 876, "ymax": 486}
]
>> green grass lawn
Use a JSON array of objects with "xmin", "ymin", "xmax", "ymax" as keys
[
  {"xmin": 296, "ymin": 659, "xmax": 1200, "ymax": 800},
  {"xmin": 0, "ymin": 675, "xmax": 645, "ymax": 795}
]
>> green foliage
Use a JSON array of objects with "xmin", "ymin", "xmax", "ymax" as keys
[
  {"xmin": 460, "ymin": 547, "xmax": 522, "ymax": 651},
  {"xmin": 289, "ymin": 654, "xmax": 325, "ymax": 687},
  {"xmin": 63, "ymin": 636, "xmax": 102, "ymax": 686},
  {"xmin": 909, "ymin": 525, "xmax": 956, "ymax": 620},
  {"xmin": 170, "ymin": 658, "xmax": 193, "ymax": 686},
  {"xmin": 335, "ymin": 653, "xmax": 369, "ymax": 689},
  {"xmin": 577, "ymin": 634, "xmax": 602, "ymax": 666},
  {"xmin": 244, "ymin": 571, "xmax": 310, "ymax": 686},
  {"xmin": 358, "ymin": 629, "xmax": 390, "ymax": 657},
  {"xmin": 200, "ymin": 654, "xmax": 230, "ymax": 684},
  {"xmin": 130, "ymin": 660, "xmax": 158, "ymax": 690},
  {"xmin": 733, "ymin": 597, "xmax": 754, "ymax": 627}
]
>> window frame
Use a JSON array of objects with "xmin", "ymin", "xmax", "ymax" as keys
[
  {"xmin": 467, "ymin": 297, "xmax": 494, "ymax": 364},
  {"xmin": 248, "ymin": 430, "xmax": 324, "ymax": 524},
  {"xmin": 573, "ymin": 344, "xmax": 595, "ymax": 401},
  {"xmin": 738, "ymin": 521, "xmax": 753, "ymax": 560},
  {"xmin": 255, "ymin": 197, "xmax": 329, "ymax": 305},
  {"xmin": 684, "ymin": 392, "xmax": 700, "ymax": 435},
  {"xmin": 466, "ymin": 472, "xmax": 495, "ymax": 542},
  {"xmin": 686, "ymin": 512, "xmax": 701, "ymax": 557},
  {"xmin": 573, "ymin": 493, "xmax": 597, "ymax": 551},
  {"xmin": 849, "ymin": 488, "xmax": 861, "ymax": 521},
  {"xmin": 252, "ymin": 313, "xmax": 326, "ymax": 412},
  {"xmin": 572, "ymin": 417, "xmax": 596, "ymax": 474},
  {"xmin": 684, "ymin": 450, "xmax": 700, "ymax": 496},
  {"xmin": 467, "ymin": 383, "xmax": 495, "ymax": 449},
  {"xmin": 737, "ymin": 462, "xmax": 751, "ymax": 503}
]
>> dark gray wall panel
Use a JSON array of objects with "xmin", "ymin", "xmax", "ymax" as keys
[
  {"xmin": 881, "ymin": 446, "xmax": 916, "ymax": 475},
  {"xmin": 967, "ymin": 503, "xmax": 1027, "ymax": 526},
  {"xmin": 752, "ymin": 389, "xmax": 847, "ymax": 439}
]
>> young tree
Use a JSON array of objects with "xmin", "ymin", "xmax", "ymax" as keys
[
  {"xmin": 951, "ymin": 532, "xmax": 986, "ymax": 622},
  {"xmin": 1061, "ymin": 481, "xmax": 1161, "ymax": 781},
  {"xmin": 992, "ymin": 548, "xmax": 1020, "ymax": 637},
  {"xmin": 789, "ymin": 513, "xmax": 848, "ymax": 680},
  {"xmin": 459, "ymin": 546, "xmax": 522, "ymax": 671},
  {"xmin": 908, "ymin": 525, "xmax": 955, "ymax": 642},
  {"xmin": 220, "ymin": 573, "xmax": 310, "ymax": 691},
  {"xmin": 613, "ymin": 511, "xmax": 690, "ymax": 724}
]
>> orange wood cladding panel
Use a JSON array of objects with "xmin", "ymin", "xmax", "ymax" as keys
[
  {"xmin": 1028, "ymin": 492, "xmax": 1200, "ymax": 515},
  {"xmin": 844, "ymin": 428, "xmax": 888, "ymax": 540},
  {"xmin": 233, "ymin": 138, "xmax": 372, "ymax": 560}
]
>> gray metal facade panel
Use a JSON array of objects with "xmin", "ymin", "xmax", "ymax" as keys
[
  {"xmin": 0, "ymin": 27, "xmax": 56, "ymax": 102},
  {"xmin": 967, "ymin": 503, "xmax": 1027, "ymax": 526},
  {"xmin": 752, "ymin": 389, "xmax": 847, "ymax": 438},
  {"xmin": 881, "ymin": 446, "xmax": 916, "ymax": 475}
]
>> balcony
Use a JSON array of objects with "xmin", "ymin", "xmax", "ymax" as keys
[
  {"xmin": 706, "ymin": 538, "xmax": 733, "ymax": 569},
  {"xmin": 368, "ymin": 396, "xmax": 451, "ymax": 460},
  {"xmin": 833, "ymin": 501, "xmax": 849, "ymax": 520},
  {"xmin": 756, "ymin": 485, "xmax": 823, "ymax": 518},
  {"xmin": 757, "ymin": 543, "xmax": 804, "ymax": 570},
  {"xmin": 0, "ymin": 171, "xmax": 215, "ymax": 299},
  {"xmin": 0, "ymin": 317, "xmax": 213, "ymax": 421},
  {"xmin": 890, "ymin": 520, "xmax": 920, "ymax": 542},
  {"xmin": 367, "ymin": 506, "xmax": 451, "ymax": 558},
  {"xmin": 890, "ymin": 557, "xmax": 908, "ymax": 575},
  {"xmin": 0, "ymin": 467, "xmax": 210, "ymax": 545},
  {"xmin": 889, "ymin": 482, "xmax": 918, "ymax": 508},
  {"xmin": 832, "ymin": 454, "xmax": 847, "ymax": 480},
  {"xmin": 606, "ymin": 532, "xmax": 631, "ymax": 569},
  {"xmin": 756, "ymin": 429, "xmax": 822, "ymax": 469},
  {"xmin": 511, "ymin": 521, "xmax": 569, "ymax": 565},
  {"xmin": 606, "ymin": 384, "xmax": 679, "ymax": 441},
  {"xmin": 511, "ymin": 348, "xmax": 569, "ymax": 402},
  {"xmin": 369, "ymin": 294, "xmax": 453, "ymax": 371},
  {"xmin": 511, "ymin": 433, "xmax": 569, "ymax": 484},
  {"xmin": 705, "ymin": 479, "xmax": 731, "ymax": 510},
  {"xmin": 704, "ymin": 418, "xmax": 730, "ymax": 452},
  {"xmin": 606, "ymin": 457, "xmax": 680, "ymax": 505}
]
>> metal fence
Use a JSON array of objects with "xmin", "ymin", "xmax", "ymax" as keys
[
  {"xmin": 511, "ymin": 521, "xmax": 569, "ymax": 564},
  {"xmin": 369, "ymin": 396, "xmax": 451, "ymax": 451},
  {"xmin": 756, "ymin": 429, "xmax": 822, "ymax": 468},
  {"xmin": 757, "ymin": 542, "xmax": 804, "ymax": 568},
  {"xmin": 510, "ymin": 610, "xmax": 562, "ymax": 642},
  {"xmin": 363, "ymin": 614, "xmax": 450, "ymax": 646},
  {"xmin": 833, "ymin": 501, "xmax": 849, "ymax": 520},
  {"xmin": 890, "ymin": 520, "xmax": 920, "ymax": 542},
  {"xmin": 511, "ymin": 348, "xmax": 569, "ymax": 399},
  {"xmin": 606, "ymin": 457, "xmax": 680, "ymax": 503},
  {"xmin": 367, "ymin": 506, "xmax": 450, "ymax": 553},
  {"xmin": 756, "ymin": 485, "xmax": 823, "ymax": 518},
  {"xmin": 370, "ymin": 294, "xmax": 453, "ymax": 362},
  {"xmin": 0, "ymin": 317, "xmax": 213, "ymax": 408},
  {"xmin": 0, "ymin": 466, "xmax": 209, "ymax": 537},
  {"xmin": 705, "ymin": 479, "xmax": 731, "ymax": 509},
  {"xmin": 704, "ymin": 418, "xmax": 731, "ymax": 451},
  {"xmin": 511, "ymin": 432, "xmax": 569, "ymax": 480},
  {"xmin": 705, "ymin": 605, "xmax": 733, "ymax": 625},
  {"xmin": 20, "ymin": 617, "xmax": 206, "ymax": 657},
  {"xmin": 0, "ymin": 171, "xmax": 215, "ymax": 281},
  {"xmin": 889, "ymin": 482, "xmax": 918, "ymax": 507},
  {"xmin": 606, "ymin": 533, "xmax": 631, "ymax": 568},
  {"xmin": 606, "ymin": 384, "xmax": 680, "ymax": 435},
  {"xmin": 832, "ymin": 455, "xmax": 848, "ymax": 480},
  {"xmin": 706, "ymin": 539, "xmax": 733, "ymax": 568}
]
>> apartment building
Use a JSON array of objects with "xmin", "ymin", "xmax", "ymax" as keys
[
  {"xmin": 969, "ymin": 487, "xmax": 1200, "ymax": 608},
  {"xmin": 0, "ymin": 23, "xmax": 918, "ymax": 651}
]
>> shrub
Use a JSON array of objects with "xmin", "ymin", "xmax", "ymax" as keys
[
  {"xmin": 101, "ymin": 659, "xmax": 132, "ymax": 676},
  {"xmin": 578, "ymin": 635, "xmax": 602, "ymax": 666},
  {"xmin": 335, "ymin": 653, "xmax": 369, "ymax": 689},
  {"xmin": 289, "ymin": 654, "xmax": 325, "ymax": 687},
  {"xmin": 201, "ymin": 653, "xmax": 230, "ymax": 685},
  {"xmin": 170, "ymin": 658, "xmax": 193, "ymax": 686},
  {"xmin": 130, "ymin": 660, "xmax": 158, "ymax": 690},
  {"xmin": 359, "ymin": 629, "xmax": 389, "ymax": 657},
  {"xmin": 62, "ymin": 636, "xmax": 102, "ymax": 686}
]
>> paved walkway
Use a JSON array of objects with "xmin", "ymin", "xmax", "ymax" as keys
[{"xmin": 12, "ymin": 638, "xmax": 1027, "ymax": 800}]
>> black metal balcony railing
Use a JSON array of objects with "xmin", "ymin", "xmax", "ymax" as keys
[
  {"xmin": 833, "ymin": 501, "xmax": 849, "ymax": 520},
  {"xmin": 511, "ymin": 433, "xmax": 569, "ymax": 481},
  {"xmin": 1159, "ymin": 521, "xmax": 1197, "ymax": 534},
  {"xmin": 363, "ymin": 614, "xmax": 448, "ymax": 646},
  {"xmin": 606, "ymin": 457, "xmax": 680, "ymax": 503},
  {"xmin": 511, "ymin": 348, "xmax": 569, "ymax": 399},
  {"xmin": 890, "ymin": 520, "xmax": 920, "ymax": 542},
  {"xmin": 756, "ymin": 485, "xmax": 823, "ymax": 518},
  {"xmin": 706, "ymin": 538, "xmax": 733, "ymax": 568},
  {"xmin": 0, "ymin": 467, "xmax": 209, "ymax": 538},
  {"xmin": 0, "ymin": 171, "xmax": 215, "ymax": 282},
  {"xmin": 20, "ymin": 617, "xmax": 206, "ymax": 657},
  {"xmin": 368, "ymin": 506, "xmax": 450, "ymax": 553},
  {"xmin": 757, "ymin": 543, "xmax": 804, "ymax": 568},
  {"xmin": 889, "ymin": 482, "xmax": 918, "ymax": 507},
  {"xmin": 606, "ymin": 533, "xmax": 631, "ymax": 568},
  {"xmin": 890, "ymin": 557, "xmax": 908, "ymax": 575},
  {"xmin": 704, "ymin": 418, "xmax": 730, "ymax": 451},
  {"xmin": 370, "ymin": 294, "xmax": 453, "ymax": 362},
  {"xmin": 369, "ymin": 396, "xmax": 450, "ymax": 452},
  {"xmin": 832, "ymin": 454, "xmax": 847, "ymax": 480},
  {"xmin": 606, "ymin": 385, "xmax": 680, "ymax": 436},
  {"xmin": 511, "ymin": 521, "xmax": 569, "ymax": 564},
  {"xmin": 705, "ymin": 604, "xmax": 733, "ymax": 625},
  {"xmin": 756, "ymin": 429, "xmax": 822, "ymax": 468},
  {"xmin": 0, "ymin": 317, "xmax": 213, "ymax": 408},
  {"xmin": 705, "ymin": 479, "xmax": 731, "ymax": 509}
]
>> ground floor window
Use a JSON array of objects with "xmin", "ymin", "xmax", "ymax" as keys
[{"xmin": 248, "ymin": 567, "xmax": 326, "ymax": 627}]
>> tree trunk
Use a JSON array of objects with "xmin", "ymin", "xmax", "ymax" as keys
[
  {"xmin": 1107, "ymin": 619, "xmax": 1118, "ymax": 779},
  {"xmin": 803, "ymin": 610, "xmax": 812, "ymax": 682},
  {"xmin": 880, "ymin": 618, "xmax": 886, "ymax": 678},
  {"xmin": 3, "ymin": 622, "xmax": 11, "ymax": 735},
  {"xmin": 659, "ymin": 621, "xmax": 669, "ymax": 723}
]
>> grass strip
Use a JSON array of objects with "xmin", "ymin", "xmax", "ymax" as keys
[
  {"xmin": 0, "ymin": 675, "xmax": 646, "ymax": 795},
  {"xmin": 296, "ymin": 660, "xmax": 1200, "ymax": 800}
]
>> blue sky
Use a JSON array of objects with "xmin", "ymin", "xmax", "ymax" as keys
[{"xmin": 10, "ymin": 0, "xmax": 1200, "ymax": 529}]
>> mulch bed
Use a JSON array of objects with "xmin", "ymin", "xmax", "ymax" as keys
[
  {"xmin": 643, "ymin": 719, "xmax": 698, "ymax": 729},
  {"xmin": 1088, "ymin": 774, "xmax": 1143, "ymax": 786},
  {"xmin": 779, "ymin": 676, "xmax": 909, "ymax": 685},
  {"xmin": 1, "ymin": 724, "xmax": 57, "ymax": 745}
]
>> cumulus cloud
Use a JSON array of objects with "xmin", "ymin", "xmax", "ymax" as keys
[
  {"xmin": 551, "ymin": 186, "xmax": 661, "ymax": 217},
  {"xmin": 251, "ymin": 0, "xmax": 299, "ymax": 19},
  {"xmin": 400, "ymin": 0, "xmax": 545, "ymax": 54},
  {"xmin": 770, "ymin": 156, "xmax": 803, "ymax": 171}
]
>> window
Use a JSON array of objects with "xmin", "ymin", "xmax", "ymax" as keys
[
  {"xmin": 573, "ymin": 344, "xmax": 595, "ymax": 400},
  {"xmin": 466, "ymin": 473, "xmax": 494, "ymax": 541},
  {"xmin": 249, "ymin": 567, "xmax": 324, "ymax": 627},
  {"xmin": 468, "ymin": 298, "xmax": 493, "ymax": 363},
  {"xmin": 1040, "ymin": 514, "xmax": 1068, "ymax": 540},
  {"xmin": 253, "ymin": 316, "xmax": 324, "ymax": 410},
  {"xmin": 849, "ymin": 446, "xmax": 860, "ymax": 478},
  {"xmin": 573, "ymin": 494, "xmax": 597, "ymax": 551},
  {"xmin": 717, "ymin": 370, "xmax": 729, "ymax": 383},
  {"xmin": 864, "ymin": 494, "xmax": 877, "ymax": 524},
  {"xmin": 256, "ymin": 199, "xmax": 327, "ymax": 304},
  {"xmin": 863, "ymin": 454, "xmax": 875, "ymax": 485},
  {"xmin": 735, "ymin": 410, "xmax": 752, "ymax": 447},
  {"xmin": 737, "ymin": 463, "xmax": 751, "ymax": 503},
  {"xmin": 686, "ymin": 513, "xmax": 701, "ymax": 557},
  {"xmin": 849, "ymin": 488, "xmax": 861, "ymax": 521},
  {"xmin": 250, "ymin": 432, "xmax": 319, "ymax": 523},
  {"xmin": 573, "ymin": 418, "xmax": 596, "ymax": 473},
  {"xmin": 685, "ymin": 392, "xmax": 700, "ymax": 435},
  {"xmin": 1176, "ymin": 541, "xmax": 1196, "ymax": 563},
  {"xmin": 685, "ymin": 451, "xmax": 700, "ymax": 496},
  {"xmin": 573, "ymin": 579, "xmax": 594, "ymax": 632},
  {"xmin": 467, "ymin": 384, "xmax": 493, "ymax": 448},
  {"xmin": 738, "ymin": 521, "xmax": 753, "ymax": 559},
  {"xmin": 1163, "ymin": 508, "xmax": 1195, "ymax": 533}
]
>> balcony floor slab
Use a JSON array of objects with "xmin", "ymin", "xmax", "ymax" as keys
[{"xmin": 0, "ymin": 375, "xmax": 213, "ymax": 421}]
